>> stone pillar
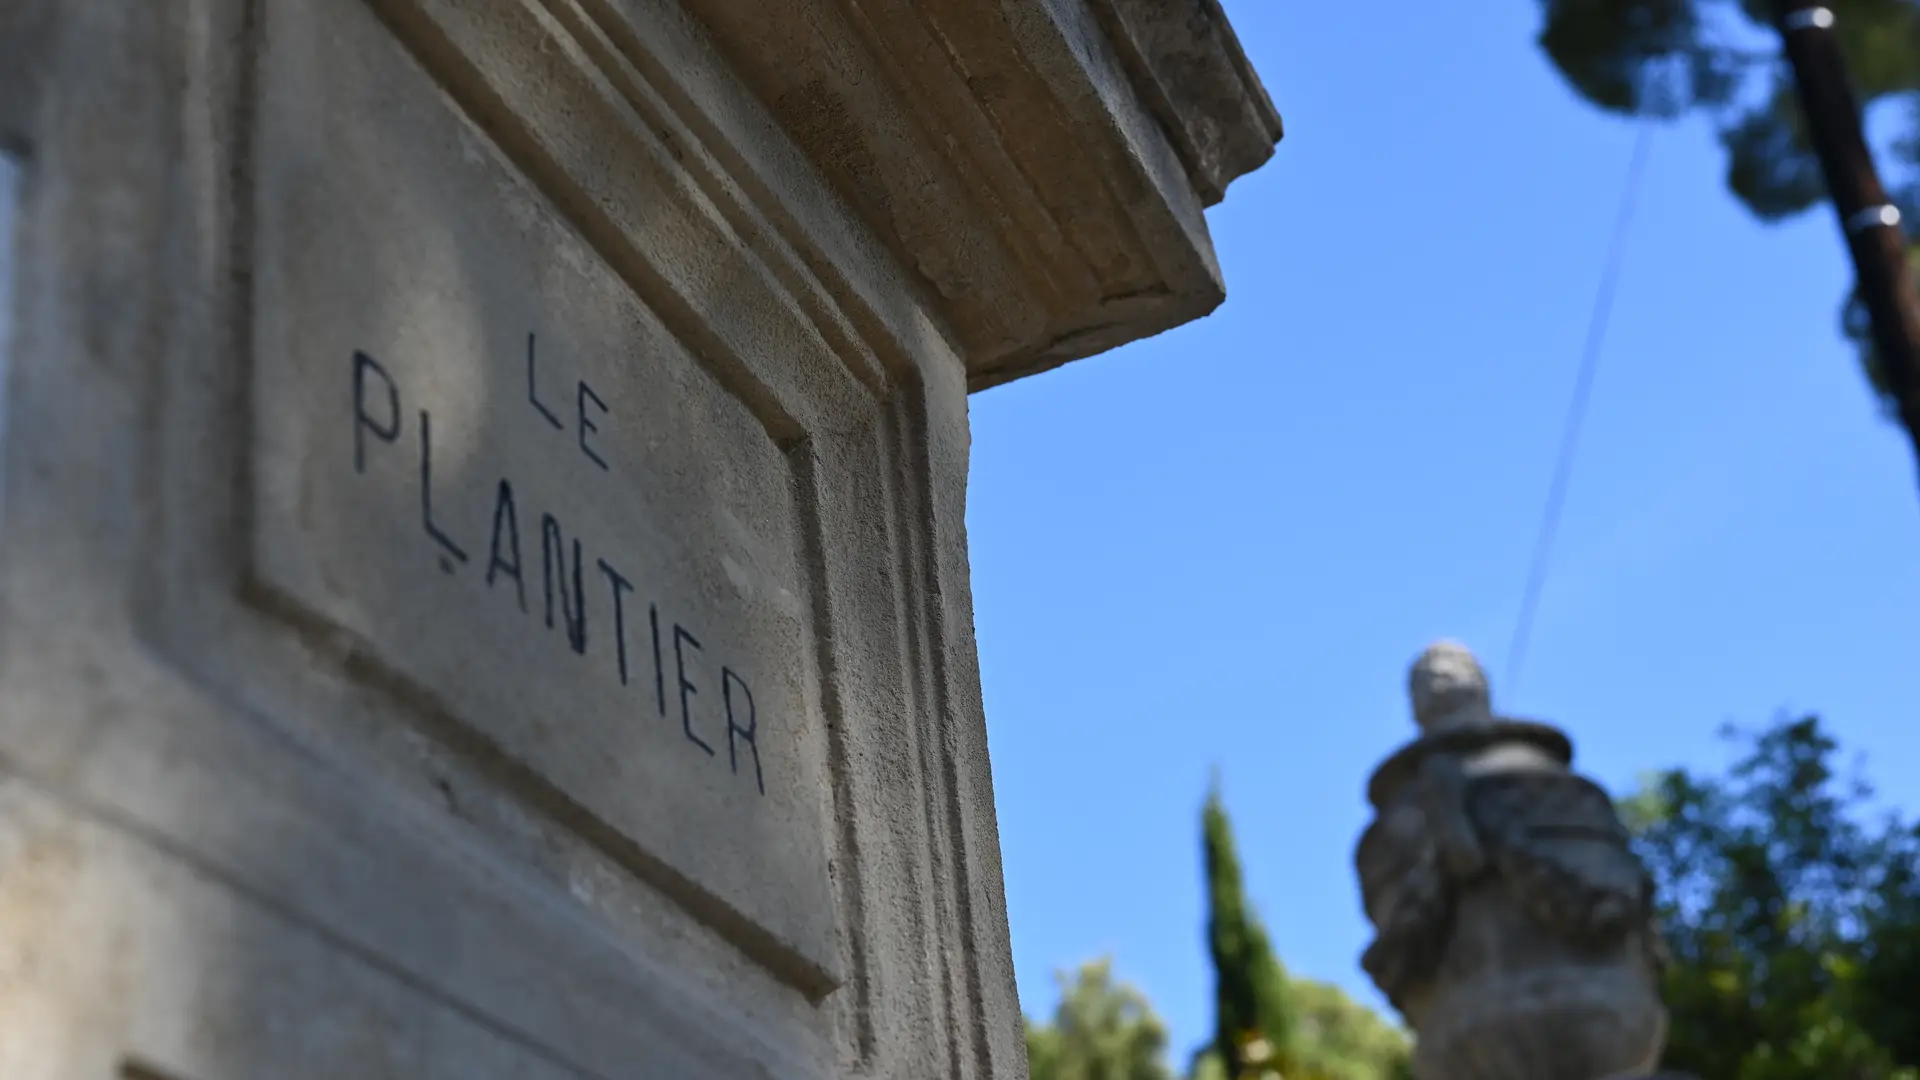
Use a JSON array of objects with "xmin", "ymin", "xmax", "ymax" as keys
[
  {"xmin": 0, "ymin": 2, "xmax": 1278, "ymax": 1078},
  {"xmin": 1354, "ymin": 643, "xmax": 1675, "ymax": 1080}
]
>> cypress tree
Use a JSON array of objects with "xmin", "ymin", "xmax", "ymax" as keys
[{"xmin": 1203, "ymin": 778, "xmax": 1292, "ymax": 1079}]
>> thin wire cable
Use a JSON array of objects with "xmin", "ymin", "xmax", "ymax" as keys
[{"xmin": 1504, "ymin": 125, "xmax": 1655, "ymax": 701}]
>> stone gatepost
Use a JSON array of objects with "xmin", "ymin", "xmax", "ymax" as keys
[
  {"xmin": 0, "ymin": 2, "xmax": 1278, "ymax": 1077},
  {"xmin": 1354, "ymin": 642, "xmax": 1677, "ymax": 1080}
]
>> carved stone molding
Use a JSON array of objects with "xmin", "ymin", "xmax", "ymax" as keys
[
  {"xmin": 1086, "ymin": 0, "xmax": 1283, "ymax": 206},
  {"xmin": 672, "ymin": 0, "xmax": 1283, "ymax": 389},
  {"xmin": 0, "ymin": 0, "xmax": 1279, "ymax": 1077}
]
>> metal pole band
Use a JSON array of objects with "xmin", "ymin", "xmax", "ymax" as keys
[
  {"xmin": 1784, "ymin": 6, "xmax": 1836, "ymax": 31},
  {"xmin": 1846, "ymin": 204, "xmax": 1903, "ymax": 234}
]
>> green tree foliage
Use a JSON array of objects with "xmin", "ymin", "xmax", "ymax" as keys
[
  {"xmin": 1534, "ymin": 0, "xmax": 1920, "ymax": 410},
  {"xmin": 1283, "ymin": 978, "xmax": 1413, "ymax": 1080},
  {"xmin": 1203, "ymin": 783, "xmax": 1294, "ymax": 1078},
  {"xmin": 1842, "ymin": 244, "xmax": 1920, "ymax": 413},
  {"xmin": 1195, "ymin": 784, "xmax": 1412, "ymax": 1080},
  {"xmin": 1626, "ymin": 714, "xmax": 1920, "ymax": 1079},
  {"xmin": 1025, "ymin": 959, "xmax": 1175, "ymax": 1080},
  {"xmin": 1188, "ymin": 977, "xmax": 1413, "ymax": 1080},
  {"xmin": 1023, "ymin": 783, "xmax": 1415, "ymax": 1080},
  {"xmin": 1536, "ymin": 0, "xmax": 1920, "ymax": 217},
  {"xmin": 1024, "ymin": 958, "xmax": 1410, "ymax": 1080}
]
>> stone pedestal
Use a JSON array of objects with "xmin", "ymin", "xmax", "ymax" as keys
[
  {"xmin": 0, "ymin": 2, "xmax": 1278, "ymax": 1077},
  {"xmin": 1354, "ymin": 643, "xmax": 1673, "ymax": 1080}
]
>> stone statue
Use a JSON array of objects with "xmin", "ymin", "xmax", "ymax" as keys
[{"xmin": 1353, "ymin": 641, "xmax": 1675, "ymax": 1080}]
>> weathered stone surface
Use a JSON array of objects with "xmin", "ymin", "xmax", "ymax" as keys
[
  {"xmin": 1356, "ymin": 643, "xmax": 1671, "ymax": 1080},
  {"xmin": 250, "ymin": 0, "xmax": 838, "ymax": 989},
  {"xmin": 0, "ymin": 0, "xmax": 1280, "ymax": 1076},
  {"xmin": 1085, "ymin": 0, "xmax": 1284, "ymax": 206},
  {"xmin": 1, "ymin": 151, "xmax": 15, "ymax": 454},
  {"xmin": 676, "ymin": 0, "xmax": 1283, "ymax": 388}
]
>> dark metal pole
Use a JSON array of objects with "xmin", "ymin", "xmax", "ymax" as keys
[{"xmin": 1773, "ymin": 0, "xmax": 1920, "ymax": 472}]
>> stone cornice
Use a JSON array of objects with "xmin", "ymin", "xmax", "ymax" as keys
[
  {"xmin": 1087, "ymin": 0, "xmax": 1284, "ymax": 207},
  {"xmin": 677, "ymin": 0, "xmax": 1283, "ymax": 390}
]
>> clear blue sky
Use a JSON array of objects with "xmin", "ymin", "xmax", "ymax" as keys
[{"xmin": 968, "ymin": 0, "xmax": 1920, "ymax": 1064}]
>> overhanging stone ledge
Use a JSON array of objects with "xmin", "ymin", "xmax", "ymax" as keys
[
  {"xmin": 1087, "ymin": 0, "xmax": 1283, "ymax": 209},
  {"xmin": 673, "ymin": 0, "xmax": 1283, "ymax": 392}
]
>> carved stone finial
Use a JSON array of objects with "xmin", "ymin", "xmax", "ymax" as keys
[{"xmin": 1408, "ymin": 640, "xmax": 1492, "ymax": 732}]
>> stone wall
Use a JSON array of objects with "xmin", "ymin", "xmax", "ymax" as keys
[{"xmin": 0, "ymin": 1, "xmax": 1278, "ymax": 1077}]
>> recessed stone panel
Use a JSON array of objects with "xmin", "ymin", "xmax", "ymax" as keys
[{"xmin": 247, "ymin": 0, "xmax": 838, "ymax": 991}]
